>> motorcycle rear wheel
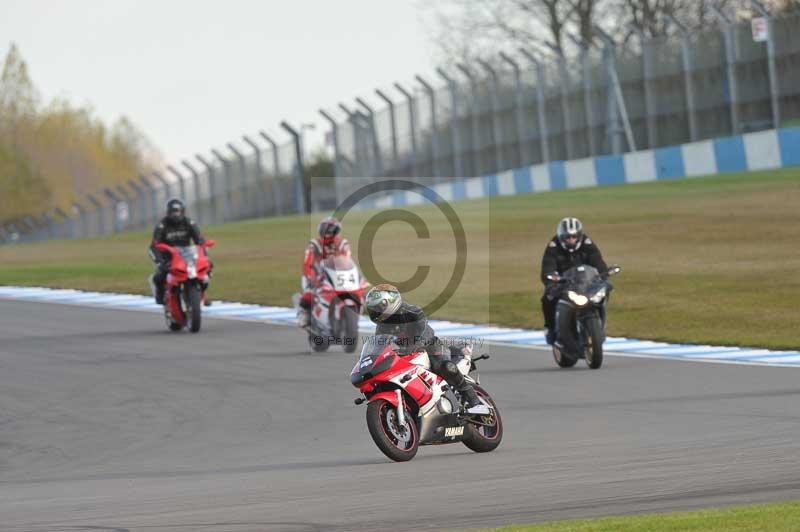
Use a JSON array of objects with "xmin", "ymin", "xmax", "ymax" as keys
[
  {"xmin": 366, "ymin": 399, "xmax": 419, "ymax": 462},
  {"xmin": 462, "ymin": 386, "xmax": 503, "ymax": 453}
]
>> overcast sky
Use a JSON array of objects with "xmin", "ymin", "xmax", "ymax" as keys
[{"xmin": 2, "ymin": 0, "xmax": 436, "ymax": 163}]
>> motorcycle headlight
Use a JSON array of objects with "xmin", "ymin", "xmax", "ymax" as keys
[
  {"xmin": 187, "ymin": 265, "xmax": 197, "ymax": 279},
  {"xmin": 590, "ymin": 288, "xmax": 607, "ymax": 303},
  {"xmin": 567, "ymin": 291, "xmax": 589, "ymax": 306}
]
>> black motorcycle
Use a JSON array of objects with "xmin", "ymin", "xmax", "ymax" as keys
[{"xmin": 547, "ymin": 264, "xmax": 621, "ymax": 369}]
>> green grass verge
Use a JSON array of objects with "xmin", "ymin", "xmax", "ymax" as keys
[
  {"xmin": 1, "ymin": 168, "xmax": 799, "ymax": 349},
  {"xmin": 480, "ymin": 501, "xmax": 800, "ymax": 531}
]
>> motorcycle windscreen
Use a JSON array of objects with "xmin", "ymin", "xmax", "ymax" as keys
[
  {"xmin": 564, "ymin": 265, "xmax": 601, "ymax": 292},
  {"xmin": 176, "ymin": 246, "xmax": 199, "ymax": 277},
  {"xmin": 351, "ymin": 334, "xmax": 396, "ymax": 385},
  {"xmin": 322, "ymin": 256, "xmax": 360, "ymax": 291}
]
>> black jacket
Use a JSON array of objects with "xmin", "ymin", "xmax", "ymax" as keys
[
  {"xmin": 149, "ymin": 216, "xmax": 205, "ymax": 260},
  {"xmin": 540, "ymin": 235, "xmax": 607, "ymax": 285},
  {"xmin": 372, "ymin": 302, "xmax": 435, "ymax": 353}
]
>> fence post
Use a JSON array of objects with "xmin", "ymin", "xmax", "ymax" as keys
[
  {"xmin": 138, "ymin": 175, "xmax": 158, "ymax": 225},
  {"xmin": 42, "ymin": 211, "xmax": 55, "ymax": 240},
  {"xmin": 167, "ymin": 165, "xmax": 187, "ymax": 205},
  {"xmin": 227, "ymin": 142, "xmax": 250, "ymax": 218},
  {"xmin": 435, "ymin": 68, "xmax": 464, "ymax": 176},
  {"xmin": 338, "ymin": 102, "xmax": 364, "ymax": 178},
  {"xmin": 751, "ymin": 0, "xmax": 780, "ymax": 128},
  {"xmin": 280, "ymin": 121, "xmax": 308, "ymax": 214},
  {"xmin": 545, "ymin": 43, "xmax": 575, "ymax": 159},
  {"xmin": 414, "ymin": 75, "xmax": 439, "ymax": 177},
  {"xmin": 86, "ymin": 194, "xmax": 104, "ymax": 235},
  {"xmin": 499, "ymin": 53, "xmax": 528, "ymax": 166},
  {"xmin": 394, "ymin": 82, "xmax": 419, "ymax": 178},
  {"xmin": 519, "ymin": 49, "xmax": 550, "ymax": 163},
  {"xmin": 668, "ymin": 15, "xmax": 698, "ymax": 142},
  {"xmin": 477, "ymin": 59, "xmax": 505, "ymax": 172},
  {"xmin": 319, "ymin": 110, "xmax": 345, "ymax": 206},
  {"xmin": 711, "ymin": 6, "xmax": 740, "ymax": 135},
  {"xmin": 242, "ymin": 135, "xmax": 268, "ymax": 218},
  {"xmin": 70, "ymin": 204, "xmax": 85, "ymax": 239},
  {"xmin": 153, "ymin": 171, "xmax": 171, "ymax": 204},
  {"xmin": 211, "ymin": 149, "xmax": 233, "ymax": 221},
  {"xmin": 456, "ymin": 64, "xmax": 482, "ymax": 174},
  {"xmin": 259, "ymin": 131, "xmax": 282, "ymax": 216},
  {"xmin": 374, "ymin": 90, "xmax": 399, "ymax": 174},
  {"xmin": 633, "ymin": 28, "xmax": 658, "ymax": 148},
  {"xmin": 103, "ymin": 188, "xmax": 122, "ymax": 233},
  {"xmin": 181, "ymin": 160, "xmax": 204, "ymax": 224},
  {"xmin": 567, "ymin": 35, "xmax": 598, "ymax": 156},
  {"xmin": 115, "ymin": 184, "xmax": 133, "ymax": 231},
  {"xmin": 22, "ymin": 216, "xmax": 39, "ymax": 242},
  {"xmin": 195, "ymin": 154, "xmax": 218, "ymax": 224},
  {"xmin": 594, "ymin": 28, "xmax": 636, "ymax": 153},
  {"xmin": 127, "ymin": 179, "xmax": 146, "ymax": 229},
  {"xmin": 355, "ymin": 97, "xmax": 385, "ymax": 176}
]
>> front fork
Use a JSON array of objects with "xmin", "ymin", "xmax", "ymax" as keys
[{"xmin": 395, "ymin": 389, "xmax": 405, "ymax": 428}]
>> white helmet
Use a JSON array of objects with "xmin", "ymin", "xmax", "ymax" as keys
[{"xmin": 557, "ymin": 217, "xmax": 583, "ymax": 253}]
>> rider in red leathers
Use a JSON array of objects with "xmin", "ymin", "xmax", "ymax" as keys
[{"xmin": 297, "ymin": 217, "xmax": 351, "ymax": 328}]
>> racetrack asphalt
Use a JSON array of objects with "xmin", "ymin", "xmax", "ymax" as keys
[{"xmin": 1, "ymin": 299, "xmax": 799, "ymax": 532}]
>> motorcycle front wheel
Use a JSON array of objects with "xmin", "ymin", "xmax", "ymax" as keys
[
  {"xmin": 185, "ymin": 284, "xmax": 202, "ymax": 333},
  {"xmin": 342, "ymin": 306, "xmax": 360, "ymax": 353},
  {"xmin": 366, "ymin": 399, "xmax": 419, "ymax": 462},
  {"xmin": 462, "ymin": 386, "xmax": 503, "ymax": 453},
  {"xmin": 584, "ymin": 317, "xmax": 604, "ymax": 369}
]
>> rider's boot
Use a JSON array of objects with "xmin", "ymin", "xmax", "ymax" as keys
[
  {"xmin": 459, "ymin": 383, "xmax": 490, "ymax": 415},
  {"xmin": 155, "ymin": 284, "xmax": 165, "ymax": 305},
  {"xmin": 149, "ymin": 274, "xmax": 165, "ymax": 305},
  {"xmin": 296, "ymin": 308, "xmax": 310, "ymax": 328},
  {"xmin": 202, "ymin": 280, "xmax": 211, "ymax": 306},
  {"xmin": 546, "ymin": 327, "xmax": 557, "ymax": 346}
]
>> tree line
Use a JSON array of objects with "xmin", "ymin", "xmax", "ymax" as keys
[
  {"xmin": 423, "ymin": 0, "xmax": 800, "ymax": 64},
  {"xmin": 0, "ymin": 43, "xmax": 160, "ymax": 225}
]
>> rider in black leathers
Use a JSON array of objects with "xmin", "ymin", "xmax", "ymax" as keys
[
  {"xmin": 148, "ymin": 198, "xmax": 207, "ymax": 305},
  {"xmin": 540, "ymin": 217, "xmax": 608, "ymax": 345},
  {"xmin": 365, "ymin": 284, "xmax": 485, "ymax": 413}
]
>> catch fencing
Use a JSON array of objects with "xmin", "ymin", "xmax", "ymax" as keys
[
  {"xmin": 329, "ymin": 10, "xmax": 800, "ymax": 202},
  {"xmin": 3, "ymin": 7, "xmax": 800, "ymax": 245}
]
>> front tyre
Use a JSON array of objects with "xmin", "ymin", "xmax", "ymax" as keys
[
  {"xmin": 186, "ymin": 284, "xmax": 202, "ymax": 333},
  {"xmin": 462, "ymin": 386, "xmax": 503, "ymax": 453},
  {"xmin": 552, "ymin": 344, "xmax": 578, "ymax": 368},
  {"xmin": 308, "ymin": 334, "xmax": 329, "ymax": 352},
  {"xmin": 366, "ymin": 399, "xmax": 419, "ymax": 462},
  {"xmin": 342, "ymin": 306, "xmax": 359, "ymax": 353},
  {"xmin": 584, "ymin": 317, "xmax": 604, "ymax": 369}
]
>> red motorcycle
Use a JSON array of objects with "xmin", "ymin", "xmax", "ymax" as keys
[
  {"xmin": 153, "ymin": 240, "xmax": 214, "ymax": 333},
  {"xmin": 294, "ymin": 255, "xmax": 369, "ymax": 353},
  {"xmin": 351, "ymin": 335, "xmax": 503, "ymax": 462}
]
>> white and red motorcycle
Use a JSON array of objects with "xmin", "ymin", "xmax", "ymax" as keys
[
  {"xmin": 351, "ymin": 334, "xmax": 503, "ymax": 462},
  {"xmin": 293, "ymin": 255, "xmax": 369, "ymax": 353}
]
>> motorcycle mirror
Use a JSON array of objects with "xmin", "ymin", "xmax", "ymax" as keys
[
  {"xmin": 607, "ymin": 265, "xmax": 622, "ymax": 276},
  {"xmin": 205, "ymin": 239, "xmax": 216, "ymax": 248},
  {"xmin": 546, "ymin": 274, "xmax": 560, "ymax": 282}
]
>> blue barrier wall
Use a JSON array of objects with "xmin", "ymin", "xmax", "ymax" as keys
[{"xmin": 360, "ymin": 127, "xmax": 800, "ymax": 209}]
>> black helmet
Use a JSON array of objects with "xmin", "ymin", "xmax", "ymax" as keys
[
  {"xmin": 166, "ymin": 198, "xmax": 186, "ymax": 222},
  {"xmin": 557, "ymin": 217, "xmax": 583, "ymax": 252},
  {"xmin": 365, "ymin": 283, "xmax": 402, "ymax": 322},
  {"xmin": 318, "ymin": 217, "xmax": 341, "ymax": 246}
]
